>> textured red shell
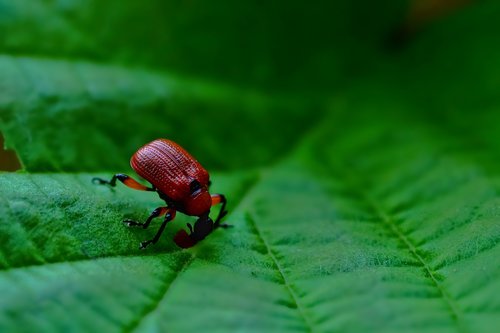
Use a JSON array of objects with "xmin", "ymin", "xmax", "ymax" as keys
[{"xmin": 130, "ymin": 139, "xmax": 209, "ymax": 202}]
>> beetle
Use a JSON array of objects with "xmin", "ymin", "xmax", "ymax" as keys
[{"xmin": 92, "ymin": 139, "xmax": 228, "ymax": 249}]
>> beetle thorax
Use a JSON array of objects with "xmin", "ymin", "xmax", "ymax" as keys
[{"xmin": 183, "ymin": 190, "xmax": 212, "ymax": 216}]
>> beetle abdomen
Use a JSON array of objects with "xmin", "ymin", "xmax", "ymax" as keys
[{"xmin": 130, "ymin": 139, "xmax": 209, "ymax": 201}]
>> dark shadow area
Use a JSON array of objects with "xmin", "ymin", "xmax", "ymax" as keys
[
  {"xmin": 386, "ymin": 0, "xmax": 473, "ymax": 50},
  {"xmin": 0, "ymin": 133, "xmax": 22, "ymax": 171}
]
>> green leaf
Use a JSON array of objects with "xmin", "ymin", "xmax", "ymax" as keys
[
  {"xmin": 0, "ymin": 55, "xmax": 320, "ymax": 171},
  {"xmin": 1, "ymin": 109, "xmax": 499, "ymax": 332},
  {"xmin": 1, "ymin": 1, "xmax": 499, "ymax": 332}
]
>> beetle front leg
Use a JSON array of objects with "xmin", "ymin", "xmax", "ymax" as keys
[
  {"xmin": 140, "ymin": 209, "xmax": 176, "ymax": 249},
  {"xmin": 124, "ymin": 206, "xmax": 169, "ymax": 229},
  {"xmin": 211, "ymin": 194, "xmax": 228, "ymax": 227},
  {"xmin": 92, "ymin": 174, "xmax": 155, "ymax": 191}
]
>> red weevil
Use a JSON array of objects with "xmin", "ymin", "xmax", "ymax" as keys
[{"xmin": 93, "ymin": 139, "xmax": 228, "ymax": 249}]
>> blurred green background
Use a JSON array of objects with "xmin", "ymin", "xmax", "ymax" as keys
[
  {"xmin": 0, "ymin": 0, "xmax": 404, "ymax": 91},
  {"xmin": 2, "ymin": 0, "xmax": 492, "ymax": 173}
]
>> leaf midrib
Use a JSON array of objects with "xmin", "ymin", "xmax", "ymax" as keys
[
  {"xmin": 123, "ymin": 254, "xmax": 195, "ymax": 333},
  {"xmin": 247, "ymin": 213, "xmax": 314, "ymax": 332}
]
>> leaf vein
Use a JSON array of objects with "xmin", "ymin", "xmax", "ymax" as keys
[
  {"xmin": 0, "ymin": 189, "xmax": 46, "ymax": 267},
  {"xmin": 360, "ymin": 190, "xmax": 469, "ymax": 333},
  {"xmin": 246, "ymin": 213, "xmax": 314, "ymax": 333},
  {"xmin": 124, "ymin": 253, "xmax": 195, "ymax": 333}
]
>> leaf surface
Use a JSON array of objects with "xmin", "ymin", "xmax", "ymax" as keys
[
  {"xmin": 1, "ymin": 1, "xmax": 499, "ymax": 333},
  {"xmin": 1, "ymin": 105, "xmax": 499, "ymax": 332}
]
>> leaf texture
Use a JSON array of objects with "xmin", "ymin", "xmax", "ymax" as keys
[
  {"xmin": 1, "ymin": 1, "xmax": 499, "ymax": 332},
  {"xmin": 1, "ymin": 107, "xmax": 499, "ymax": 332},
  {"xmin": 0, "ymin": 55, "xmax": 319, "ymax": 171}
]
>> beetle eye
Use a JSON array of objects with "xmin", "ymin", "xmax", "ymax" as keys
[{"xmin": 190, "ymin": 179, "xmax": 202, "ymax": 194}]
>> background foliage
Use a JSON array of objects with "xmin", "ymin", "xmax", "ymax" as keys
[{"xmin": 0, "ymin": 1, "xmax": 499, "ymax": 332}]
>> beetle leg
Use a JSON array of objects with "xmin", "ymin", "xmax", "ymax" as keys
[
  {"xmin": 124, "ymin": 206, "xmax": 169, "ymax": 229},
  {"xmin": 211, "ymin": 194, "xmax": 228, "ymax": 227},
  {"xmin": 92, "ymin": 174, "xmax": 155, "ymax": 191},
  {"xmin": 140, "ymin": 209, "xmax": 177, "ymax": 249}
]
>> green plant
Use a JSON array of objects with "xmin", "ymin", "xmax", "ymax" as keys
[{"xmin": 0, "ymin": 1, "xmax": 498, "ymax": 332}]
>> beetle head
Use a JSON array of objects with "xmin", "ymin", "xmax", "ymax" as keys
[{"xmin": 173, "ymin": 216, "xmax": 214, "ymax": 248}]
